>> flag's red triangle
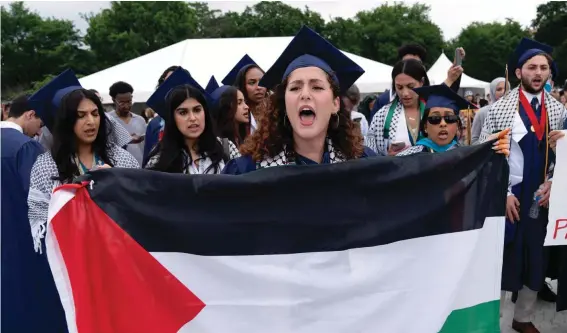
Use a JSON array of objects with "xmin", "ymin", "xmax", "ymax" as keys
[{"xmin": 52, "ymin": 186, "xmax": 205, "ymax": 333}]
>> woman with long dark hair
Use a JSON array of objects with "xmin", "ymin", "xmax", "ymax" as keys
[
  {"xmin": 28, "ymin": 71, "xmax": 139, "ymax": 252},
  {"xmin": 221, "ymin": 55, "xmax": 269, "ymax": 134},
  {"xmin": 223, "ymin": 26, "xmax": 375, "ymax": 175},
  {"xmin": 143, "ymin": 65, "xmax": 180, "ymax": 166},
  {"xmin": 213, "ymin": 86, "xmax": 250, "ymax": 147},
  {"xmin": 145, "ymin": 68, "xmax": 238, "ymax": 174},
  {"xmin": 367, "ymin": 59, "xmax": 430, "ymax": 156}
]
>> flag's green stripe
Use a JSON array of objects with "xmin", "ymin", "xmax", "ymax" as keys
[{"xmin": 439, "ymin": 300, "xmax": 500, "ymax": 333}]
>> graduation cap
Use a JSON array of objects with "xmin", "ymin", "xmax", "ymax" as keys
[
  {"xmin": 208, "ymin": 85, "xmax": 232, "ymax": 120},
  {"xmin": 209, "ymin": 85, "xmax": 232, "ymax": 104},
  {"xmin": 509, "ymin": 37, "xmax": 558, "ymax": 76},
  {"xmin": 413, "ymin": 84, "xmax": 477, "ymax": 115},
  {"xmin": 146, "ymin": 67, "xmax": 210, "ymax": 119},
  {"xmin": 205, "ymin": 76, "xmax": 220, "ymax": 95},
  {"xmin": 221, "ymin": 54, "xmax": 259, "ymax": 86},
  {"xmin": 259, "ymin": 25, "xmax": 364, "ymax": 93},
  {"xmin": 28, "ymin": 69, "xmax": 83, "ymax": 131}
]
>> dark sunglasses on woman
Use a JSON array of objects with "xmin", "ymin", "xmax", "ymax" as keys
[{"xmin": 427, "ymin": 115, "xmax": 459, "ymax": 125}]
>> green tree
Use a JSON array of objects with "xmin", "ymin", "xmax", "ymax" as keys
[
  {"xmin": 187, "ymin": 2, "xmax": 224, "ymax": 38},
  {"xmin": 83, "ymin": 1, "xmax": 200, "ymax": 70},
  {"xmin": 447, "ymin": 20, "xmax": 529, "ymax": 82},
  {"xmin": 325, "ymin": 3, "xmax": 444, "ymax": 68},
  {"xmin": 531, "ymin": 1, "xmax": 567, "ymax": 85},
  {"xmin": 206, "ymin": 1, "xmax": 326, "ymax": 38},
  {"xmin": 323, "ymin": 18, "xmax": 363, "ymax": 57},
  {"xmin": 1, "ymin": 2, "xmax": 91, "ymax": 98}
]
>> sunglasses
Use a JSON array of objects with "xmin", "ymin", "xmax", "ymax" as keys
[{"xmin": 427, "ymin": 115, "xmax": 459, "ymax": 125}]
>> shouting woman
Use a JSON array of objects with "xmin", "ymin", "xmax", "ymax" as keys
[{"xmin": 223, "ymin": 26, "xmax": 375, "ymax": 175}]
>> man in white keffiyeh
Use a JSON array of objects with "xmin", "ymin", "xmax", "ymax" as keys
[{"xmin": 479, "ymin": 38, "xmax": 567, "ymax": 332}]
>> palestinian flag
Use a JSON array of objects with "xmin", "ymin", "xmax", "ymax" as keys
[{"xmin": 46, "ymin": 142, "xmax": 508, "ymax": 333}]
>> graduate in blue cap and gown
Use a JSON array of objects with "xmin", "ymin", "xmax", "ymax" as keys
[
  {"xmin": 396, "ymin": 84, "xmax": 510, "ymax": 156},
  {"xmin": 478, "ymin": 38, "xmax": 567, "ymax": 331},
  {"xmin": 221, "ymin": 54, "xmax": 259, "ymax": 86},
  {"xmin": 210, "ymin": 84, "xmax": 251, "ymax": 152},
  {"xmin": 222, "ymin": 26, "xmax": 375, "ymax": 175},
  {"xmin": 145, "ymin": 67, "xmax": 239, "ymax": 174},
  {"xmin": 143, "ymin": 66, "xmax": 180, "ymax": 166},
  {"xmin": 223, "ymin": 54, "xmax": 268, "ymax": 133},
  {"xmin": 1, "ymin": 95, "xmax": 69, "ymax": 333},
  {"xmin": 28, "ymin": 69, "xmax": 139, "ymax": 253}
]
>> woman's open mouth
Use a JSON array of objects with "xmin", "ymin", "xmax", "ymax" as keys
[
  {"xmin": 84, "ymin": 128, "xmax": 97, "ymax": 136},
  {"xmin": 299, "ymin": 108, "xmax": 316, "ymax": 126},
  {"xmin": 438, "ymin": 130, "xmax": 449, "ymax": 140}
]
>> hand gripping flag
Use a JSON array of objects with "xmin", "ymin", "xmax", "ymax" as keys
[{"xmin": 46, "ymin": 142, "xmax": 508, "ymax": 333}]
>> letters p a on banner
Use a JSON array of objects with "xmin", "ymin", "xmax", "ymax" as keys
[{"xmin": 545, "ymin": 131, "xmax": 567, "ymax": 246}]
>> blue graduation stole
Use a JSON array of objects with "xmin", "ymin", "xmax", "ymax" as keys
[
  {"xmin": 416, "ymin": 138, "xmax": 458, "ymax": 153},
  {"xmin": 76, "ymin": 154, "xmax": 103, "ymax": 174}
]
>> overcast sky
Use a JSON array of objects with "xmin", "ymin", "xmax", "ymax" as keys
[{"xmin": 12, "ymin": 0, "xmax": 547, "ymax": 40}]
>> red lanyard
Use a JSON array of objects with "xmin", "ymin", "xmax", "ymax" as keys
[{"xmin": 518, "ymin": 89, "xmax": 547, "ymax": 141}]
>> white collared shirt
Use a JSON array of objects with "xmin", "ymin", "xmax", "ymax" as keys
[
  {"xmin": 0, "ymin": 120, "xmax": 23, "ymax": 133},
  {"xmin": 521, "ymin": 89, "xmax": 542, "ymax": 106}
]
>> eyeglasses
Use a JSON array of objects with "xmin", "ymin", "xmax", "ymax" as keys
[{"xmin": 427, "ymin": 115, "xmax": 459, "ymax": 125}]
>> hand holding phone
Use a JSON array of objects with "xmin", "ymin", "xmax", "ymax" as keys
[
  {"xmin": 454, "ymin": 48, "xmax": 463, "ymax": 66},
  {"xmin": 391, "ymin": 141, "xmax": 406, "ymax": 151}
]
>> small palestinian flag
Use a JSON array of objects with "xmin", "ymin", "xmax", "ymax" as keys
[{"xmin": 45, "ymin": 142, "xmax": 508, "ymax": 333}]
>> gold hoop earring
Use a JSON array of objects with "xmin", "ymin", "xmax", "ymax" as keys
[{"xmin": 332, "ymin": 113, "xmax": 339, "ymax": 129}]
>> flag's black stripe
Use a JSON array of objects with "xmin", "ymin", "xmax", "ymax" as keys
[{"xmin": 87, "ymin": 141, "xmax": 508, "ymax": 256}]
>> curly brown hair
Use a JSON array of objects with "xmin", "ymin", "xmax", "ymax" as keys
[{"xmin": 239, "ymin": 74, "xmax": 364, "ymax": 162}]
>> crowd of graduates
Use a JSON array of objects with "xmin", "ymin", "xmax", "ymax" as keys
[{"xmin": 2, "ymin": 25, "xmax": 566, "ymax": 333}]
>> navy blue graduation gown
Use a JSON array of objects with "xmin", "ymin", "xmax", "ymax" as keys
[
  {"xmin": 1, "ymin": 128, "xmax": 68, "ymax": 332},
  {"xmin": 222, "ymin": 146, "xmax": 376, "ymax": 175},
  {"xmin": 501, "ymin": 102, "xmax": 553, "ymax": 293},
  {"xmin": 143, "ymin": 115, "xmax": 163, "ymax": 167}
]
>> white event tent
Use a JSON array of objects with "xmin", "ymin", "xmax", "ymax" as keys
[
  {"xmin": 80, "ymin": 36, "xmax": 393, "ymax": 103},
  {"xmin": 427, "ymin": 53, "xmax": 489, "ymax": 95}
]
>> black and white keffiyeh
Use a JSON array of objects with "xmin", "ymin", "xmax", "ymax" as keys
[
  {"xmin": 28, "ymin": 145, "xmax": 139, "ymax": 253},
  {"xmin": 478, "ymin": 87, "xmax": 567, "ymax": 195},
  {"xmin": 479, "ymin": 87, "xmax": 566, "ymax": 143},
  {"xmin": 145, "ymin": 137, "xmax": 240, "ymax": 174},
  {"xmin": 396, "ymin": 145, "xmax": 426, "ymax": 156},
  {"xmin": 107, "ymin": 116, "xmax": 134, "ymax": 148},
  {"xmin": 256, "ymin": 138, "xmax": 346, "ymax": 169},
  {"xmin": 366, "ymin": 101, "xmax": 405, "ymax": 156},
  {"xmin": 146, "ymin": 137, "xmax": 240, "ymax": 174}
]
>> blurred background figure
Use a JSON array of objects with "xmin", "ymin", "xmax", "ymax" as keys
[
  {"xmin": 342, "ymin": 84, "xmax": 368, "ymax": 138},
  {"xmin": 471, "ymin": 77, "xmax": 507, "ymax": 144},
  {"xmin": 143, "ymin": 108, "xmax": 157, "ymax": 123}
]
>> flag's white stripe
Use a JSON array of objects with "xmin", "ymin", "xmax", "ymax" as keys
[
  {"xmin": 450, "ymin": 216, "xmax": 504, "ymax": 311},
  {"xmin": 151, "ymin": 217, "xmax": 504, "ymax": 333},
  {"xmin": 46, "ymin": 188, "xmax": 79, "ymax": 333}
]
